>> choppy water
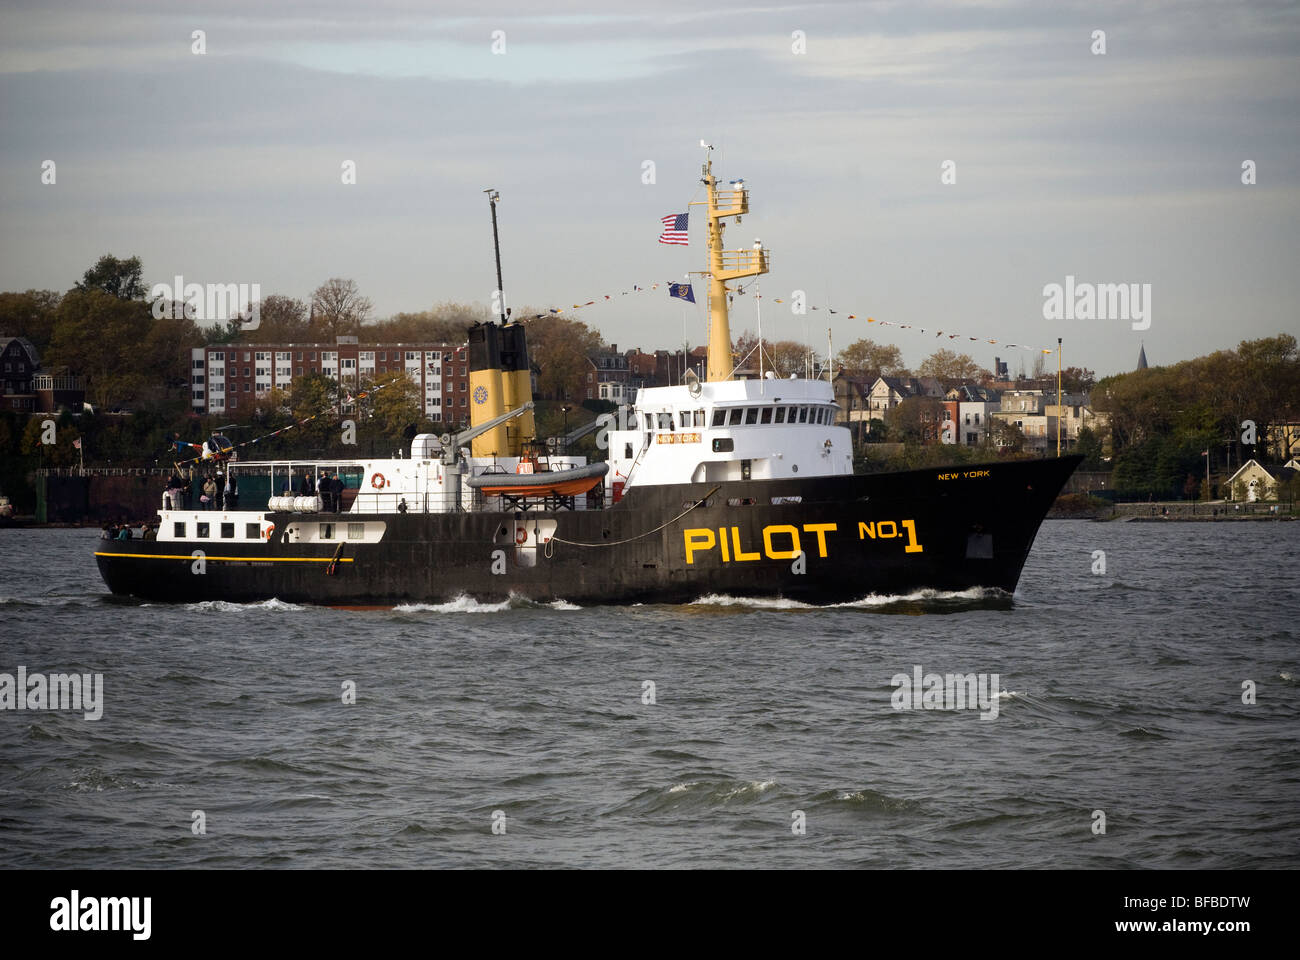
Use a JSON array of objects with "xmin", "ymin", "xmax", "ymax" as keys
[{"xmin": 1, "ymin": 522, "xmax": 1297, "ymax": 868}]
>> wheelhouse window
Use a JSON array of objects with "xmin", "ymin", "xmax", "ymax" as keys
[
  {"xmin": 744, "ymin": 408, "xmax": 759, "ymax": 425},
  {"xmin": 712, "ymin": 409, "xmax": 726, "ymax": 427},
  {"xmin": 798, "ymin": 407, "xmax": 809, "ymax": 423},
  {"xmin": 728, "ymin": 408, "xmax": 742, "ymax": 426},
  {"xmin": 760, "ymin": 407, "xmax": 773, "ymax": 424},
  {"xmin": 775, "ymin": 407, "xmax": 786, "ymax": 423}
]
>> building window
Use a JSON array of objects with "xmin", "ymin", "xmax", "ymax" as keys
[
  {"xmin": 377, "ymin": 351, "xmax": 386, "ymax": 361},
  {"xmin": 243, "ymin": 383, "xmax": 250, "ymax": 392},
  {"xmin": 309, "ymin": 352, "xmax": 316, "ymax": 361},
  {"xmin": 296, "ymin": 351, "xmax": 303, "ymax": 361},
  {"xmin": 406, "ymin": 352, "xmax": 418, "ymax": 361}
]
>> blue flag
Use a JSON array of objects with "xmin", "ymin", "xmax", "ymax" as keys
[{"xmin": 668, "ymin": 282, "xmax": 695, "ymax": 303}]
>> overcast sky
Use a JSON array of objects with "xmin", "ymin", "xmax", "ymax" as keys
[{"xmin": 2, "ymin": 0, "xmax": 1297, "ymax": 378}]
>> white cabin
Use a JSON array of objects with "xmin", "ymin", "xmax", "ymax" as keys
[{"xmin": 604, "ymin": 375, "xmax": 853, "ymax": 492}]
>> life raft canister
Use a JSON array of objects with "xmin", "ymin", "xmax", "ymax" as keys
[{"xmin": 371, "ymin": 473, "xmax": 386, "ymax": 489}]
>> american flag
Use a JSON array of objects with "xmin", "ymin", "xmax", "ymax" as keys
[{"xmin": 658, "ymin": 213, "xmax": 688, "ymax": 245}]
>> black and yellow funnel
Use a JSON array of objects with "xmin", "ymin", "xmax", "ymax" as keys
[{"xmin": 468, "ymin": 322, "xmax": 535, "ymax": 457}]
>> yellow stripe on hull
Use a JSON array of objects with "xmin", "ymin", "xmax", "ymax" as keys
[{"xmin": 95, "ymin": 552, "xmax": 354, "ymax": 563}]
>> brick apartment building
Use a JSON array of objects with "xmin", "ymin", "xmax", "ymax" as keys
[{"xmin": 190, "ymin": 337, "xmax": 471, "ymax": 425}]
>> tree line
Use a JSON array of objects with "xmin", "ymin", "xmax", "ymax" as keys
[{"xmin": 1091, "ymin": 334, "xmax": 1299, "ymax": 499}]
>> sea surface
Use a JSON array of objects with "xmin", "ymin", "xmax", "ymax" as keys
[{"xmin": 1, "ymin": 522, "xmax": 1297, "ymax": 869}]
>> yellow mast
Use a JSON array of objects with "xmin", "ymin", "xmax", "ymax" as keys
[{"xmin": 702, "ymin": 150, "xmax": 769, "ymax": 382}]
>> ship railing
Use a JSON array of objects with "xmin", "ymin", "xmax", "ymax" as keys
[{"xmin": 716, "ymin": 248, "xmax": 769, "ymax": 275}]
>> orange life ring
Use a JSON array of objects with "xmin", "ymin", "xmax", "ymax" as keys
[
  {"xmin": 264, "ymin": 523, "xmax": 275, "ymax": 540},
  {"xmin": 515, "ymin": 527, "xmax": 528, "ymax": 545},
  {"xmin": 371, "ymin": 473, "xmax": 386, "ymax": 489}
]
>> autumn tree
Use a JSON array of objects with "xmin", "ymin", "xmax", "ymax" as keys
[
  {"xmin": 991, "ymin": 418, "xmax": 1025, "ymax": 453},
  {"xmin": 0, "ymin": 290, "xmax": 61, "ymax": 354},
  {"xmin": 287, "ymin": 372, "xmax": 339, "ymax": 450},
  {"xmin": 365, "ymin": 301, "xmax": 489, "ymax": 343},
  {"xmin": 918, "ymin": 349, "xmax": 986, "ymax": 385},
  {"xmin": 1060, "ymin": 365, "xmax": 1097, "ymax": 394},
  {"xmin": 525, "ymin": 314, "xmax": 603, "ymax": 400},
  {"xmin": 354, "ymin": 370, "xmax": 423, "ymax": 446},
  {"xmin": 76, "ymin": 254, "xmax": 146, "ymax": 300},
  {"xmin": 45, "ymin": 289, "xmax": 153, "ymax": 408},
  {"xmin": 20, "ymin": 416, "xmax": 81, "ymax": 467},
  {"xmin": 247, "ymin": 294, "xmax": 311, "ymax": 343},
  {"xmin": 884, "ymin": 396, "xmax": 944, "ymax": 443},
  {"xmin": 309, "ymin": 278, "xmax": 372, "ymax": 340},
  {"xmin": 837, "ymin": 338, "xmax": 907, "ymax": 380}
]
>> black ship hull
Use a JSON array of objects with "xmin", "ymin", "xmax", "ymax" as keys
[{"xmin": 95, "ymin": 456, "xmax": 1080, "ymax": 606}]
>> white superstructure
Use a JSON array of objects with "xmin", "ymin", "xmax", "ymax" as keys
[{"xmin": 604, "ymin": 375, "xmax": 853, "ymax": 492}]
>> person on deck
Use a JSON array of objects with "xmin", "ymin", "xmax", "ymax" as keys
[
  {"xmin": 331, "ymin": 473, "xmax": 343, "ymax": 513},
  {"xmin": 202, "ymin": 476, "xmax": 217, "ymax": 509}
]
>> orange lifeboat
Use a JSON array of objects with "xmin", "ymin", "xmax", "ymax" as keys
[{"xmin": 466, "ymin": 461, "xmax": 608, "ymax": 498}]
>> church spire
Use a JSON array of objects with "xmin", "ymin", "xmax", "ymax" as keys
[{"xmin": 1136, "ymin": 342, "xmax": 1149, "ymax": 370}]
